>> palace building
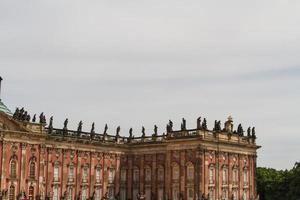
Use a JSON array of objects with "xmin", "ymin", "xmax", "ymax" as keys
[{"xmin": 0, "ymin": 80, "xmax": 259, "ymax": 200}]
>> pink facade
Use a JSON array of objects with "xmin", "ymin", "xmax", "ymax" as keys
[{"xmin": 0, "ymin": 111, "xmax": 259, "ymax": 200}]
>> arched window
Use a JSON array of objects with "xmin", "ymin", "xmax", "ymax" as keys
[
  {"xmin": 157, "ymin": 165, "xmax": 164, "ymax": 182},
  {"xmin": 172, "ymin": 163, "xmax": 180, "ymax": 180},
  {"xmin": 145, "ymin": 166, "xmax": 151, "ymax": 182},
  {"xmin": 209, "ymin": 165, "xmax": 215, "ymax": 184},
  {"xmin": 10, "ymin": 159, "xmax": 17, "ymax": 178},
  {"xmin": 187, "ymin": 163, "xmax": 194, "ymax": 181},
  {"xmin": 54, "ymin": 165, "xmax": 59, "ymax": 182},
  {"xmin": 29, "ymin": 161, "xmax": 35, "ymax": 178},
  {"xmin": 96, "ymin": 166, "xmax": 102, "ymax": 183},
  {"xmin": 9, "ymin": 185, "xmax": 15, "ymax": 200},
  {"xmin": 29, "ymin": 186, "xmax": 34, "ymax": 200}
]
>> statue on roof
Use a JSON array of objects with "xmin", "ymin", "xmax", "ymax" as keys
[
  {"xmin": 90, "ymin": 122, "xmax": 95, "ymax": 140},
  {"xmin": 202, "ymin": 118, "xmax": 207, "ymax": 130},
  {"xmin": 116, "ymin": 126, "xmax": 120, "ymax": 136},
  {"xmin": 237, "ymin": 124, "xmax": 244, "ymax": 136},
  {"xmin": 141, "ymin": 126, "xmax": 145, "ymax": 137},
  {"xmin": 77, "ymin": 121, "xmax": 83, "ymax": 133},
  {"xmin": 48, "ymin": 116, "xmax": 53, "ymax": 133},
  {"xmin": 197, "ymin": 117, "xmax": 201, "ymax": 129},
  {"xmin": 154, "ymin": 125, "xmax": 158, "ymax": 136},
  {"xmin": 91, "ymin": 122, "xmax": 95, "ymax": 133},
  {"xmin": 39, "ymin": 112, "xmax": 44, "ymax": 123},
  {"xmin": 63, "ymin": 118, "xmax": 68, "ymax": 130},
  {"xmin": 22, "ymin": 111, "xmax": 27, "ymax": 121},
  {"xmin": 181, "ymin": 118, "xmax": 186, "ymax": 130},
  {"xmin": 129, "ymin": 128, "xmax": 133, "ymax": 138},
  {"xmin": 13, "ymin": 108, "xmax": 19, "ymax": 119},
  {"xmin": 32, "ymin": 114, "xmax": 36, "ymax": 123},
  {"xmin": 224, "ymin": 116, "xmax": 233, "ymax": 132},
  {"xmin": 103, "ymin": 124, "xmax": 108, "ymax": 135},
  {"xmin": 252, "ymin": 127, "xmax": 256, "ymax": 139},
  {"xmin": 26, "ymin": 114, "xmax": 31, "ymax": 122},
  {"xmin": 168, "ymin": 120, "xmax": 173, "ymax": 132},
  {"xmin": 247, "ymin": 127, "xmax": 251, "ymax": 137},
  {"xmin": 166, "ymin": 124, "xmax": 170, "ymax": 133}
]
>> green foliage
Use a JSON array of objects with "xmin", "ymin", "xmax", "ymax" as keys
[{"xmin": 257, "ymin": 162, "xmax": 300, "ymax": 200}]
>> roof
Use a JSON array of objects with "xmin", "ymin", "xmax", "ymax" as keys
[{"xmin": 0, "ymin": 99, "xmax": 13, "ymax": 116}]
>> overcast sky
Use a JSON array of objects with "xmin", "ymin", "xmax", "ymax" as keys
[{"xmin": 1, "ymin": 0, "xmax": 300, "ymax": 169}]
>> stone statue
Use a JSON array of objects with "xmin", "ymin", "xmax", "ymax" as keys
[
  {"xmin": 32, "ymin": 114, "xmax": 36, "ymax": 122},
  {"xmin": 116, "ymin": 126, "xmax": 121, "ymax": 136},
  {"xmin": 91, "ymin": 122, "xmax": 95, "ymax": 133},
  {"xmin": 39, "ymin": 112, "xmax": 44, "ymax": 123},
  {"xmin": 166, "ymin": 124, "xmax": 170, "ymax": 133},
  {"xmin": 26, "ymin": 113, "xmax": 31, "ymax": 122},
  {"xmin": 63, "ymin": 118, "xmax": 68, "ymax": 130},
  {"xmin": 129, "ymin": 128, "xmax": 133, "ymax": 138},
  {"xmin": 104, "ymin": 124, "xmax": 108, "ymax": 135},
  {"xmin": 247, "ymin": 127, "xmax": 251, "ymax": 137},
  {"xmin": 77, "ymin": 121, "xmax": 83, "ymax": 132},
  {"xmin": 252, "ymin": 127, "xmax": 256, "ymax": 139},
  {"xmin": 19, "ymin": 107, "xmax": 24, "ymax": 118},
  {"xmin": 154, "ymin": 125, "xmax": 158, "ymax": 135},
  {"xmin": 90, "ymin": 123, "xmax": 95, "ymax": 140},
  {"xmin": 214, "ymin": 120, "xmax": 217, "ymax": 131},
  {"xmin": 22, "ymin": 111, "xmax": 27, "ymax": 121},
  {"xmin": 197, "ymin": 117, "xmax": 201, "ymax": 129},
  {"xmin": 13, "ymin": 108, "xmax": 19, "ymax": 119},
  {"xmin": 169, "ymin": 120, "xmax": 173, "ymax": 129},
  {"xmin": 48, "ymin": 116, "xmax": 53, "ymax": 133},
  {"xmin": 237, "ymin": 124, "xmax": 244, "ymax": 136},
  {"xmin": 181, "ymin": 118, "xmax": 186, "ymax": 130},
  {"xmin": 218, "ymin": 121, "xmax": 221, "ymax": 131},
  {"xmin": 202, "ymin": 118, "xmax": 207, "ymax": 130},
  {"xmin": 166, "ymin": 120, "xmax": 173, "ymax": 132},
  {"xmin": 141, "ymin": 126, "xmax": 145, "ymax": 137}
]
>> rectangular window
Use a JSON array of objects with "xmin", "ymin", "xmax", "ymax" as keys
[
  {"xmin": 187, "ymin": 188, "xmax": 194, "ymax": 200},
  {"xmin": 158, "ymin": 188, "xmax": 164, "ymax": 200},
  {"xmin": 96, "ymin": 167, "xmax": 102, "ymax": 183},
  {"xmin": 82, "ymin": 167, "xmax": 88, "ymax": 183},
  {"xmin": 54, "ymin": 166, "xmax": 59, "ymax": 182},
  {"xmin": 82, "ymin": 187, "xmax": 87, "ymax": 200},
  {"xmin": 120, "ymin": 188, "xmax": 126, "ymax": 200},
  {"xmin": 209, "ymin": 168, "xmax": 214, "ymax": 184},
  {"xmin": 53, "ymin": 186, "xmax": 59, "ymax": 200},
  {"xmin": 68, "ymin": 166, "xmax": 74, "ymax": 182},
  {"xmin": 95, "ymin": 187, "xmax": 102, "ymax": 200},
  {"xmin": 108, "ymin": 168, "xmax": 115, "ymax": 184},
  {"xmin": 121, "ymin": 169, "xmax": 127, "ymax": 182}
]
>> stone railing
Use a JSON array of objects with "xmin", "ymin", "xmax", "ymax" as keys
[{"xmin": 45, "ymin": 127, "xmax": 256, "ymax": 146}]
